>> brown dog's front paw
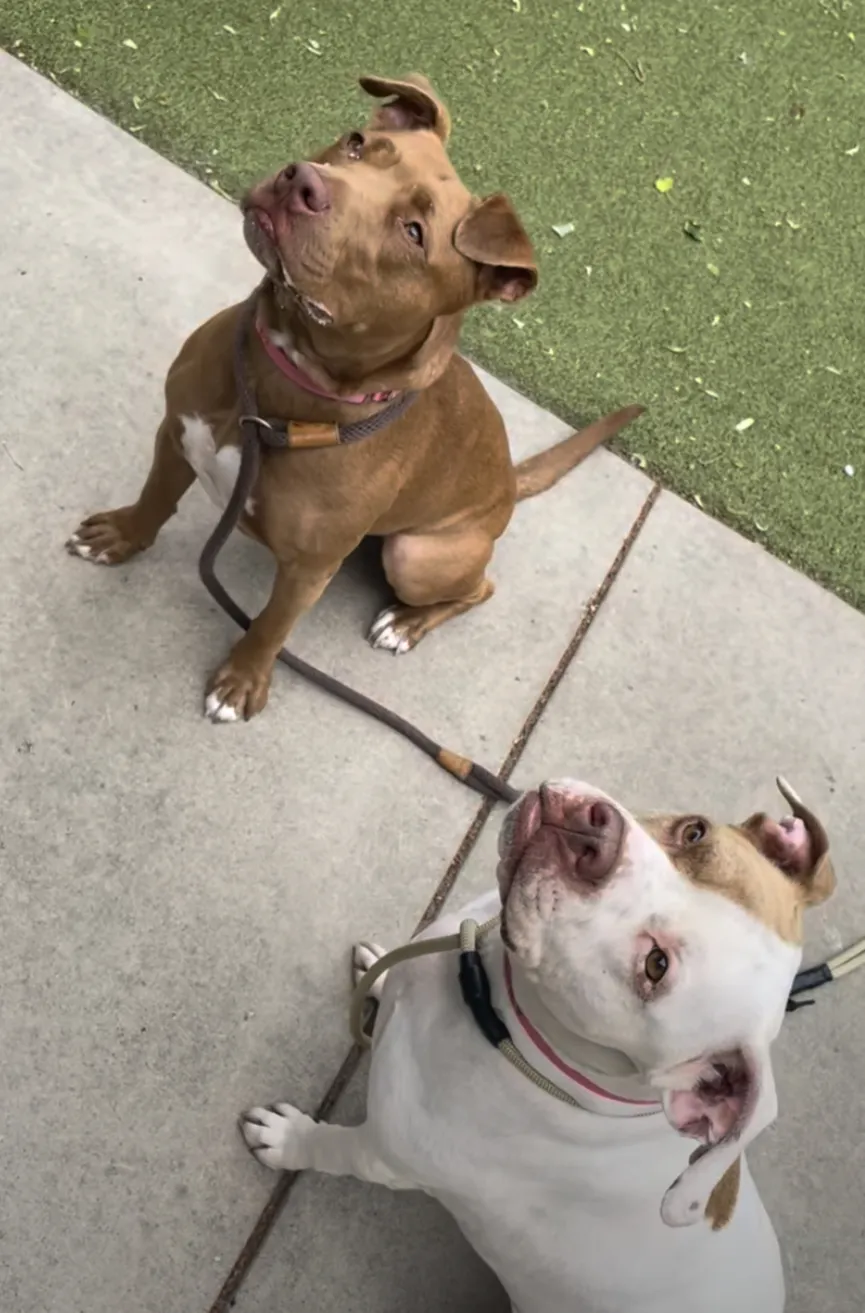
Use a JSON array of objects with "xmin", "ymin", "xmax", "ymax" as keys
[
  {"xmin": 205, "ymin": 660, "xmax": 272, "ymax": 723},
  {"xmin": 66, "ymin": 508, "xmax": 152, "ymax": 565},
  {"xmin": 367, "ymin": 606, "xmax": 425, "ymax": 655}
]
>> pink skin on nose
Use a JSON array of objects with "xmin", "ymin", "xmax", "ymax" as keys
[{"xmin": 499, "ymin": 786, "xmax": 626, "ymax": 898}]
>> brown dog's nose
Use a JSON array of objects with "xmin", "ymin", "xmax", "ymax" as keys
[
  {"xmin": 281, "ymin": 162, "xmax": 331, "ymax": 215},
  {"xmin": 538, "ymin": 785, "xmax": 625, "ymax": 888}
]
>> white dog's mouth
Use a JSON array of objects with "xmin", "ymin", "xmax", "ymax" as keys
[{"xmin": 498, "ymin": 785, "xmax": 626, "ymax": 904}]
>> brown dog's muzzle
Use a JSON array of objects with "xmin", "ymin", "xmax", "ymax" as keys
[{"xmin": 277, "ymin": 162, "xmax": 332, "ymax": 216}]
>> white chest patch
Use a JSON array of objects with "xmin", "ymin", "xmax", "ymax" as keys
[{"xmin": 179, "ymin": 414, "xmax": 254, "ymax": 514}]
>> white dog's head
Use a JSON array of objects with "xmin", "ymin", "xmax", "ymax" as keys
[{"xmin": 497, "ymin": 777, "xmax": 835, "ymax": 1228}]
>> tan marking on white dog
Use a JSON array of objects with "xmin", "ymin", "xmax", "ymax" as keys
[
  {"xmin": 638, "ymin": 812, "xmax": 833, "ymax": 945},
  {"xmin": 705, "ymin": 1158, "xmax": 742, "ymax": 1232}
]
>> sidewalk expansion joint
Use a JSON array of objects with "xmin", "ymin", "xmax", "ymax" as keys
[{"xmin": 206, "ymin": 478, "xmax": 661, "ymax": 1313}]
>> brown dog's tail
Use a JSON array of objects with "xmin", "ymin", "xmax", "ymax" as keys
[{"xmin": 514, "ymin": 404, "xmax": 645, "ymax": 502}]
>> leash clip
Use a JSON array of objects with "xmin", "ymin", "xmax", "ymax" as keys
[{"xmin": 239, "ymin": 414, "xmax": 290, "ymax": 450}]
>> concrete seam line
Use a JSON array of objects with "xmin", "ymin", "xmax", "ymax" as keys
[
  {"xmin": 205, "ymin": 479, "xmax": 661, "ymax": 1313},
  {"xmin": 418, "ymin": 479, "xmax": 661, "ymax": 929},
  {"xmin": 207, "ymin": 1045, "xmax": 364, "ymax": 1313}
]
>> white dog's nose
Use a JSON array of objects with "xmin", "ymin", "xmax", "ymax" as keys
[
  {"xmin": 539, "ymin": 785, "xmax": 616, "ymax": 835},
  {"xmin": 530, "ymin": 784, "xmax": 625, "ymax": 889}
]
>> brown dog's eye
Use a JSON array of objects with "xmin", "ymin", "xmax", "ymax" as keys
[
  {"xmin": 679, "ymin": 819, "xmax": 707, "ymax": 846},
  {"xmin": 645, "ymin": 945, "xmax": 669, "ymax": 984},
  {"xmin": 345, "ymin": 132, "xmax": 365, "ymax": 160},
  {"xmin": 403, "ymin": 219, "xmax": 424, "ymax": 247}
]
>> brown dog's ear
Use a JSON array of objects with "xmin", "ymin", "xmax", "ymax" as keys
[
  {"xmin": 453, "ymin": 194, "xmax": 538, "ymax": 304},
  {"xmin": 359, "ymin": 74, "xmax": 451, "ymax": 142},
  {"xmin": 741, "ymin": 776, "xmax": 836, "ymax": 907}
]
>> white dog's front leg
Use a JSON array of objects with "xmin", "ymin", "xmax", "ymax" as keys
[{"xmin": 240, "ymin": 1104, "xmax": 416, "ymax": 1189}]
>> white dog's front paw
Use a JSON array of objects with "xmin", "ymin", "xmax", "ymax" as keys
[
  {"xmin": 240, "ymin": 1103, "xmax": 315, "ymax": 1171},
  {"xmin": 352, "ymin": 940, "xmax": 388, "ymax": 998}
]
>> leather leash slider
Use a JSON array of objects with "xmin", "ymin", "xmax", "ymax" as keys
[{"xmin": 287, "ymin": 421, "xmax": 342, "ymax": 450}]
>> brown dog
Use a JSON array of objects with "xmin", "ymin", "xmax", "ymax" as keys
[{"xmin": 67, "ymin": 74, "xmax": 642, "ymax": 723}]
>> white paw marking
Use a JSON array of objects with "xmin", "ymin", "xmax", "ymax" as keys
[
  {"xmin": 205, "ymin": 690, "xmax": 238, "ymax": 723},
  {"xmin": 240, "ymin": 1103, "xmax": 313, "ymax": 1172},
  {"xmin": 352, "ymin": 941, "xmax": 388, "ymax": 998},
  {"xmin": 66, "ymin": 534, "xmax": 92, "ymax": 559},
  {"xmin": 180, "ymin": 414, "xmax": 253, "ymax": 513},
  {"xmin": 367, "ymin": 608, "xmax": 411, "ymax": 655}
]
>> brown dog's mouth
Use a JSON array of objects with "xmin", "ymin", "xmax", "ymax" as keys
[
  {"xmin": 242, "ymin": 206, "xmax": 280, "ymax": 275},
  {"xmin": 241, "ymin": 208, "xmax": 335, "ymax": 327},
  {"xmin": 251, "ymin": 207, "xmax": 276, "ymax": 242}
]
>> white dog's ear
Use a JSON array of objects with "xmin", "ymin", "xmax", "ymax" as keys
[
  {"xmin": 740, "ymin": 778, "xmax": 835, "ymax": 908},
  {"xmin": 653, "ymin": 1046, "xmax": 777, "ymax": 1228}
]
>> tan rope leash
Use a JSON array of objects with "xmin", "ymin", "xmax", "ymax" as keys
[
  {"xmin": 348, "ymin": 927, "xmax": 469, "ymax": 1047},
  {"xmin": 349, "ymin": 916, "xmax": 606, "ymax": 1108},
  {"xmin": 350, "ymin": 903, "xmax": 865, "ymax": 1107}
]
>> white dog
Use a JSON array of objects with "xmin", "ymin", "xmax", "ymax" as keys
[{"xmin": 242, "ymin": 777, "xmax": 834, "ymax": 1312}]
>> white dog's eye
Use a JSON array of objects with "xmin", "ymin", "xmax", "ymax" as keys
[
  {"xmin": 645, "ymin": 945, "xmax": 669, "ymax": 984},
  {"xmin": 679, "ymin": 818, "xmax": 707, "ymax": 846}
]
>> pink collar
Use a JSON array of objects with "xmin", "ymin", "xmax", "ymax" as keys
[
  {"xmin": 255, "ymin": 318, "xmax": 398, "ymax": 406},
  {"xmin": 503, "ymin": 955, "xmax": 658, "ymax": 1109}
]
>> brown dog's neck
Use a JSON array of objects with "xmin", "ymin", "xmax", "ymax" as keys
[{"xmin": 260, "ymin": 281, "xmax": 466, "ymax": 398}]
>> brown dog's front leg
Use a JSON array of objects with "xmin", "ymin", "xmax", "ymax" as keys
[
  {"xmin": 67, "ymin": 416, "xmax": 195, "ymax": 565},
  {"xmin": 205, "ymin": 558, "xmax": 338, "ymax": 722}
]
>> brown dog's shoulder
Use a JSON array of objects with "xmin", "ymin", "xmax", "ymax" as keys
[{"xmin": 165, "ymin": 302, "xmax": 245, "ymax": 412}]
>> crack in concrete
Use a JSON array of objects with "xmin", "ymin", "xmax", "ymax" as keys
[{"xmin": 206, "ymin": 479, "xmax": 661, "ymax": 1312}]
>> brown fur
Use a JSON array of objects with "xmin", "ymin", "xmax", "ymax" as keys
[
  {"xmin": 639, "ymin": 801, "xmax": 834, "ymax": 944},
  {"xmin": 639, "ymin": 789, "xmax": 833, "ymax": 1229},
  {"xmin": 704, "ymin": 1157, "xmax": 741, "ymax": 1231},
  {"xmin": 67, "ymin": 73, "xmax": 642, "ymax": 721}
]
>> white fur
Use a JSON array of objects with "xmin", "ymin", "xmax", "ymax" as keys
[
  {"xmin": 179, "ymin": 414, "xmax": 254, "ymax": 514},
  {"xmin": 368, "ymin": 608, "xmax": 411, "ymax": 655},
  {"xmin": 242, "ymin": 779, "xmax": 804, "ymax": 1313},
  {"xmin": 204, "ymin": 690, "xmax": 238, "ymax": 723},
  {"xmin": 66, "ymin": 534, "xmax": 91, "ymax": 559}
]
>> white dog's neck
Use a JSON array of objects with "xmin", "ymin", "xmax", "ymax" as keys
[{"xmin": 484, "ymin": 939, "xmax": 661, "ymax": 1117}]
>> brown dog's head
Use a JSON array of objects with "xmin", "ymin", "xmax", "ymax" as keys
[{"xmin": 241, "ymin": 74, "xmax": 536, "ymax": 381}]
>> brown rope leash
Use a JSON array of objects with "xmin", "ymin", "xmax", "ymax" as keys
[{"xmin": 198, "ymin": 282, "xmax": 520, "ymax": 807}]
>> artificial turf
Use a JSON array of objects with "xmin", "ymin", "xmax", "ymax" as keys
[{"xmin": 3, "ymin": 0, "xmax": 863, "ymax": 606}]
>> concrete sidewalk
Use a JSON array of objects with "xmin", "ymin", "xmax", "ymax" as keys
[{"xmin": 1, "ymin": 53, "xmax": 863, "ymax": 1313}]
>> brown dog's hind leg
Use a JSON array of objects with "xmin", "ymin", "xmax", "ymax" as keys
[
  {"xmin": 66, "ymin": 416, "xmax": 195, "ymax": 565},
  {"xmin": 370, "ymin": 529, "xmax": 495, "ymax": 654}
]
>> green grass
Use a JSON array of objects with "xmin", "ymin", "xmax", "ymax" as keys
[{"xmin": 4, "ymin": 0, "xmax": 863, "ymax": 606}]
